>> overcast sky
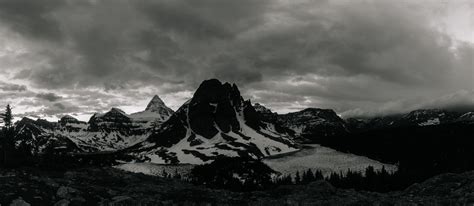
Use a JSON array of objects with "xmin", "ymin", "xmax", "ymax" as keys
[{"xmin": 0, "ymin": 0, "xmax": 472, "ymax": 121}]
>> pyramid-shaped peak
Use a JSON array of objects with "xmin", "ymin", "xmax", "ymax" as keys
[
  {"xmin": 109, "ymin": 107, "xmax": 126, "ymax": 114},
  {"xmin": 145, "ymin": 95, "xmax": 169, "ymax": 112}
]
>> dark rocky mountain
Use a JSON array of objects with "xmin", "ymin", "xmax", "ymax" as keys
[
  {"xmin": 345, "ymin": 115, "xmax": 402, "ymax": 133},
  {"xmin": 13, "ymin": 118, "xmax": 81, "ymax": 155},
  {"xmin": 89, "ymin": 108, "xmax": 135, "ymax": 132},
  {"xmin": 59, "ymin": 115, "xmax": 83, "ymax": 125},
  {"xmin": 130, "ymin": 79, "xmax": 297, "ymax": 164},
  {"xmin": 457, "ymin": 112, "xmax": 474, "ymax": 123},
  {"xmin": 58, "ymin": 115, "xmax": 86, "ymax": 132},
  {"xmin": 399, "ymin": 109, "xmax": 461, "ymax": 126},
  {"xmin": 253, "ymin": 103, "xmax": 274, "ymax": 115},
  {"xmin": 9, "ymin": 96, "xmax": 176, "ymax": 154},
  {"xmin": 277, "ymin": 108, "xmax": 348, "ymax": 141},
  {"xmin": 7, "ymin": 79, "xmax": 473, "ymax": 165},
  {"xmin": 345, "ymin": 109, "xmax": 472, "ymax": 132},
  {"xmin": 254, "ymin": 104, "xmax": 348, "ymax": 141}
]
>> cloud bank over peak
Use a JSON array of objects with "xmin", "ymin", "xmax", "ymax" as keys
[{"xmin": 0, "ymin": 0, "xmax": 472, "ymax": 120}]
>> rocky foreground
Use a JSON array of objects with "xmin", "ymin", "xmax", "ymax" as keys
[{"xmin": 0, "ymin": 167, "xmax": 473, "ymax": 206}]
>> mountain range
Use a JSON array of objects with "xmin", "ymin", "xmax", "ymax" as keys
[{"xmin": 11, "ymin": 79, "xmax": 474, "ymax": 164}]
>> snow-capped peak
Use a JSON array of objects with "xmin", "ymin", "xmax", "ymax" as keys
[
  {"xmin": 129, "ymin": 95, "xmax": 174, "ymax": 125},
  {"xmin": 254, "ymin": 103, "xmax": 273, "ymax": 114},
  {"xmin": 132, "ymin": 79, "xmax": 297, "ymax": 164},
  {"xmin": 145, "ymin": 95, "xmax": 171, "ymax": 112}
]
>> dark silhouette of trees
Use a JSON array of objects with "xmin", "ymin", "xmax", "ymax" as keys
[
  {"xmin": 270, "ymin": 166, "xmax": 407, "ymax": 192},
  {"xmin": 3, "ymin": 104, "xmax": 12, "ymax": 128},
  {"xmin": 190, "ymin": 156, "xmax": 276, "ymax": 191},
  {"xmin": 294, "ymin": 171, "xmax": 301, "ymax": 184},
  {"xmin": 318, "ymin": 122, "xmax": 474, "ymax": 187},
  {"xmin": 0, "ymin": 104, "xmax": 14, "ymax": 167}
]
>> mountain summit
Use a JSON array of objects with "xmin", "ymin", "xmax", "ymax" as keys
[
  {"xmin": 146, "ymin": 95, "xmax": 173, "ymax": 114},
  {"xmin": 130, "ymin": 95, "xmax": 174, "ymax": 124},
  {"xmin": 132, "ymin": 79, "xmax": 297, "ymax": 164}
]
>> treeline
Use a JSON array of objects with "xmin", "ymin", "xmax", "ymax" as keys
[
  {"xmin": 318, "ymin": 123, "xmax": 474, "ymax": 187},
  {"xmin": 271, "ymin": 166, "xmax": 406, "ymax": 192},
  {"xmin": 189, "ymin": 156, "xmax": 275, "ymax": 191},
  {"xmin": 186, "ymin": 157, "xmax": 409, "ymax": 193},
  {"xmin": 0, "ymin": 104, "xmax": 27, "ymax": 167}
]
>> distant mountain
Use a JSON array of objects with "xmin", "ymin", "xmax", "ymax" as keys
[
  {"xmin": 13, "ymin": 118, "xmax": 81, "ymax": 155},
  {"xmin": 130, "ymin": 95, "xmax": 174, "ymax": 126},
  {"xmin": 457, "ymin": 112, "xmax": 474, "ymax": 123},
  {"xmin": 399, "ymin": 109, "xmax": 460, "ymax": 126},
  {"xmin": 345, "ymin": 109, "xmax": 473, "ymax": 132},
  {"xmin": 8, "ymin": 79, "xmax": 474, "ymax": 165},
  {"xmin": 11, "ymin": 95, "xmax": 175, "ymax": 153},
  {"xmin": 130, "ymin": 79, "xmax": 297, "ymax": 164},
  {"xmin": 254, "ymin": 104, "xmax": 348, "ymax": 141},
  {"xmin": 345, "ymin": 115, "xmax": 402, "ymax": 132}
]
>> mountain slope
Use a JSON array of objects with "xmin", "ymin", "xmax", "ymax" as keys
[
  {"xmin": 254, "ymin": 104, "xmax": 348, "ymax": 141},
  {"xmin": 345, "ymin": 109, "xmax": 473, "ymax": 132},
  {"xmin": 130, "ymin": 95, "xmax": 174, "ymax": 126},
  {"xmin": 130, "ymin": 79, "xmax": 298, "ymax": 164},
  {"xmin": 11, "ymin": 95, "xmax": 175, "ymax": 153},
  {"xmin": 13, "ymin": 118, "xmax": 81, "ymax": 155}
]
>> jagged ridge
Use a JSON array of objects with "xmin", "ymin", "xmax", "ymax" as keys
[{"xmin": 130, "ymin": 79, "xmax": 298, "ymax": 164}]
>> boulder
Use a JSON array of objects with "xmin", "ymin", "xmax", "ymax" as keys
[
  {"xmin": 54, "ymin": 199, "xmax": 70, "ymax": 206},
  {"xmin": 56, "ymin": 186, "xmax": 78, "ymax": 199},
  {"xmin": 9, "ymin": 197, "xmax": 30, "ymax": 206}
]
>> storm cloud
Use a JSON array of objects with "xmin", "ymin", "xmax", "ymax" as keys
[
  {"xmin": 36, "ymin": 92, "xmax": 62, "ymax": 102},
  {"xmin": 0, "ymin": 0, "xmax": 472, "ymax": 120}
]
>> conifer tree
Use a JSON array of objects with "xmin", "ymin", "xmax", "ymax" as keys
[
  {"xmin": 1, "ymin": 104, "xmax": 13, "ymax": 166},
  {"xmin": 294, "ymin": 171, "xmax": 301, "ymax": 184},
  {"xmin": 3, "ymin": 104, "xmax": 12, "ymax": 129}
]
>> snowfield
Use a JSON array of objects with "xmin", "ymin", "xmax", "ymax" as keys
[
  {"xmin": 263, "ymin": 144, "xmax": 397, "ymax": 177},
  {"xmin": 117, "ymin": 144, "xmax": 397, "ymax": 180},
  {"xmin": 114, "ymin": 163, "xmax": 195, "ymax": 178}
]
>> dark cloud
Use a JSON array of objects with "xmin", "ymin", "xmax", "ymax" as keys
[
  {"xmin": 36, "ymin": 92, "xmax": 62, "ymax": 102},
  {"xmin": 0, "ymin": 0, "xmax": 472, "ymax": 119},
  {"xmin": 0, "ymin": 0, "xmax": 64, "ymax": 40},
  {"xmin": 0, "ymin": 82, "xmax": 27, "ymax": 92},
  {"xmin": 36, "ymin": 102, "xmax": 81, "ymax": 117}
]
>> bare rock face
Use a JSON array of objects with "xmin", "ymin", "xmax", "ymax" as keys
[
  {"xmin": 12, "ymin": 117, "xmax": 81, "ymax": 155},
  {"xmin": 59, "ymin": 115, "xmax": 82, "ymax": 125},
  {"xmin": 278, "ymin": 108, "xmax": 348, "ymax": 139},
  {"xmin": 88, "ymin": 108, "xmax": 134, "ymax": 132},
  {"xmin": 253, "ymin": 103, "xmax": 273, "ymax": 114},
  {"xmin": 188, "ymin": 79, "xmax": 243, "ymax": 138},
  {"xmin": 254, "ymin": 105, "xmax": 348, "ymax": 141},
  {"xmin": 345, "ymin": 109, "xmax": 474, "ymax": 132},
  {"xmin": 134, "ymin": 79, "xmax": 297, "ymax": 164},
  {"xmin": 145, "ymin": 95, "xmax": 174, "ymax": 115},
  {"xmin": 399, "ymin": 109, "xmax": 461, "ymax": 126}
]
